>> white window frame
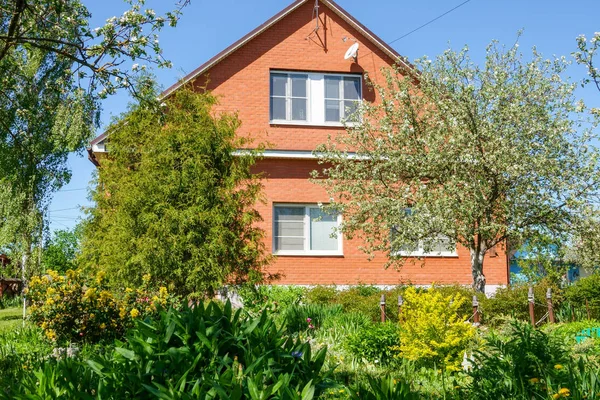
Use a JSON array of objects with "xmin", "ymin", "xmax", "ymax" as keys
[
  {"xmin": 269, "ymin": 70, "xmax": 362, "ymax": 127},
  {"xmin": 324, "ymin": 75, "xmax": 362, "ymax": 123},
  {"xmin": 392, "ymin": 236, "xmax": 458, "ymax": 258},
  {"xmin": 273, "ymin": 203, "xmax": 343, "ymax": 256},
  {"xmin": 270, "ymin": 73, "xmax": 309, "ymax": 123}
]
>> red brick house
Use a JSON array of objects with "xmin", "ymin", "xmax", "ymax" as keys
[{"xmin": 89, "ymin": 0, "xmax": 509, "ymax": 293}]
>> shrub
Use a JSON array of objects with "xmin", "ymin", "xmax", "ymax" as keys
[
  {"xmin": 395, "ymin": 286, "xmax": 475, "ymax": 369},
  {"xmin": 0, "ymin": 326, "xmax": 52, "ymax": 397},
  {"xmin": 565, "ymin": 273, "xmax": 600, "ymax": 319},
  {"xmin": 14, "ymin": 301, "xmax": 329, "ymax": 399},
  {"xmin": 27, "ymin": 270, "xmax": 178, "ymax": 344},
  {"xmin": 283, "ymin": 303, "xmax": 343, "ymax": 333},
  {"xmin": 467, "ymin": 319, "xmax": 589, "ymax": 400},
  {"xmin": 478, "ymin": 280, "xmax": 563, "ymax": 325},
  {"xmin": 238, "ymin": 284, "xmax": 306, "ymax": 314},
  {"xmin": 305, "ymin": 285, "xmax": 338, "ymax": 305},
  {"xmin": 344, "ymin": 322, "xmax": 400, "ymax": 365}
]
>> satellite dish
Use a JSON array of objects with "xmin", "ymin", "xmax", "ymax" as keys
[{"xmin": 344, "ymin": 42, "xmax": 359, "ymax": 60}]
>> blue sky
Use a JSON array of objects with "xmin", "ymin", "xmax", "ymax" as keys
[{"xmin": 48, "ymin": 0, "xmax": 600, "ymax": 232}]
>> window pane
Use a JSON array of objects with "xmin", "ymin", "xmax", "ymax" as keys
[
  {"xmin": 291, "ymin": 98, "xmax": 307, "ymax": 121},
  {"xmin": 275, "ymin": 221, "xmax": 304, "ymax": 237},
  {"xmin": 427, "ymin": 236, "xmax": 454, "ymax": 254},
  {"xmin": 270, "ymin": 97, "xmax": 286, "ymax": 120},
  {"xmin": 291, "ymin": 74, "xmax": 307, "ymax": 97},
  {"xmin": 325, "ymin": 76, "xmax": 341, "ymax": 99},
  {"xmin": 271, "ymin": 73, "xmax": 287, "ymax": 96},
  {"xmin": 275, "ymin": 237, "xmax": 304, "ymax": 251},
  {"xmin": 344, "ymin": 100, "xmax": 359, "ymax": 118},
  {"xmin": 325, "ymin": 100, "xmax": 340, "ymax": 122},
  {"xmin": 275, "ymin": 207, "xmax": 304, "ymax": 220},
  {"xmin": 310, "ymin": 208, "xmax": 338, "ymax": 251},
  {"xmin": 274, "ymin": 207, "xmax": 305, "ymax": 251},
  {"xmin": 343, "ymin": 77, "xmax": 361, "ymax": 100}
]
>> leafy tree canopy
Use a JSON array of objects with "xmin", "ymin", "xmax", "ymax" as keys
[
  {"xmin": 0, "ymin": 0, "xmax": 187, "ymax": 276},
  {"xmin": 315, "ymin": 40, "xmax": 600, "ymax": 292},
  {"xmin": 81, "ymin": 87, "xmax": 272, "ymax": 298},
  {"xmin": 41, "ymin": 226, "xmax": 81, "ymax": 274}
]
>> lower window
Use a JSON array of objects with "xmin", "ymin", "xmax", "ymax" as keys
[
  {"xmin": 391, "ymin": 229, "xmax": 456, "ymax": 257},
  {"xmin": 273, "ymin": 204, "xmax": 342, "ymax": 255}
]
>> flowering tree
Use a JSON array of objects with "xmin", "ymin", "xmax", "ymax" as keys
[
  {"xmin": 575, "ymin": 32, "xmax": 600, "ymax": 95},
  {"xmin": 0, "ymin": 0, "xmax": 188, "ymax": 277},
  {"xmin": 315, "ymin": 41, "xmax": 600, "ymax": 292}
]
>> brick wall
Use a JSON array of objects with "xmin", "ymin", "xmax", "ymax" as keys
[
  {"xmin": 190, "ymin": 1, "xmax": 509, "ymax": 286},
  {"xmin": 253, "ymin": 158, "xmax": 509, "ymax": 286}
]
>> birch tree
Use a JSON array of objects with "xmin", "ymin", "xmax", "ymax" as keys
[
  {"xmin": 315, "ymin": 41, "xmax": 600, "ymax": 292},
  {"xmin": 0, "ymin": 0, "xmax": 187, "ymax": 277}
]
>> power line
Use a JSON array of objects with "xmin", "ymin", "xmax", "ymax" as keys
[
  {"xmin": 387, "ymin": 0, "xmax": 472, "ymax": 46},
  {"xmin": 57, "ymin": 187, "xmax": 88, "ymax": 192},
  {"xmin": 48, "ymin": 207, "xmax": 80, "ymax": 212}
]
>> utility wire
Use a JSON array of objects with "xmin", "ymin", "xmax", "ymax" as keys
[
  {"xmin": 57, "ymin": 187, "xmax": 87, "ymax": 192},
  {"xmin": 387, "ymin": 0, "xmax": 472, "ymax": 46},
  {"xmin": 359, "ymin": 0, "xmax": 473, "ymax": 60},
  {"xmin": 48, "ymin": 207, "xmax": 80, "ymax": 212}
]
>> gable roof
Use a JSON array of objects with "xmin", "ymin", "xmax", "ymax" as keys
[
  {"xmin": 159, "ymin": 0, "xmax": 413, "ymax": 99},
  {"xmin": 89, "ymin": 0, "xmax": 413, "ymax": 152}
]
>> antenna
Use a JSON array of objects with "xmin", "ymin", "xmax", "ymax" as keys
[{"xmin": 344, "ymin": 42, "xmax": 359, "ymax": 61}]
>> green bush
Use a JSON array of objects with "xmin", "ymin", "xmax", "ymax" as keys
[
  {"xmin": 0, "ymin": 326, "xmax": 53, "ymax": 397},
  {"xmin": 467, "ymin": 319, "xmax": 576, "ymax": 400},
  {"xmin": 283, "ymin": 303, "xmax": 343, "ymax": 333},
  {"xmin": 305, "ymin": 285, "xmax": 338, "ymax": 304},
  {"xmin": 478, "ymin": 280, "xmax": 563, "ymax": 325},
  {"xmin": 238, "ymin": 284, "xmax": 306, "ymax": 314},
  {"xmin": 344, "ymin": 322, "xmax": 400, "ymax": 365},
  {"xmin": 13, "ymin": 301, "xmax": 329, "ymax": 399},
  {"xmin": 565, "ymin": 274, "xmax": 600, "ymax": 320}
]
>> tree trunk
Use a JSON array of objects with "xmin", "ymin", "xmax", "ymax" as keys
[{"xmin": 470, "ymin": 249, "xmax": 486, "ymax": 293}]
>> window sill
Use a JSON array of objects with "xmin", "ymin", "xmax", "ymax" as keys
[
  {"xmin": 274, "ymin": 251, "xmax": 344, "ymax": 257},
  {"xmin": 270, "ymin": 120, "xmax": 358, "ymax": 128},
  {"xmin": 392, "ymin": 252, "xmax": 459, "ymax": 258}
]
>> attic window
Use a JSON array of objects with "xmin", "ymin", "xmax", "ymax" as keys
[{"xmin": 270, "ymin": 71, "xmax": 362, "ymax": 126}]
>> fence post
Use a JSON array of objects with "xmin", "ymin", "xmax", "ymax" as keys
[
  {"xmin": 586, "ymin": 299, "xmax": 591, "ymax": 320},
  {"xmin": 397, "ymin": 295, "xmax": 403, "ymax": 318},
  {"xmin": 380, "ymin": 294, "xmax": 386, "ymax": 323},
  {"xmin": 546, "ymin": 288, "xmax": 555, "ymax": 324},
  {"xmin": 528, "ymin": 287, "xmax": 535, "ymax": 326},
  {"xmin": 472, "ymin": 295, "xmax": 480, "ymax": 325}
]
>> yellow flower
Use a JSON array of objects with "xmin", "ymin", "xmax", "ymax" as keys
[
  {"xmin": 95, "ymin": 271, "xmax": 106, "ymax": 284},
  {"xmin": 554, "ymin": 364, "xmax": 563, "ymax": 370},
  {"xmin": 558, "ymin": 388, "xmax": 570, "ymax": 397},
  {"xmin": 159, "ymin": 286, "xmax": 168, "ymax": 297},
  {"xmin": 46, "ymin": 298, "xmax": 55, "ymax": 306},
  {"xmin": 339, "ymin": 389, "xmax": 345, "ymax": 393},
  {"xmin": 142, "ymin": 274, "xmax": 151, "ymax": 284},
  {"xmin": 45, "ymin": 329, "xmax": 57, "ymax": 341},
  {"xmin": 100, "ymin": 323, "xmax": 106, "ymax": 330},
  {"xmin": 553, "ymin": 394, "xmax": 561, "ymax": 400},
  {"xmin": 65, "ymin": 269, "xmax": 77, "ymax": 280},
  {"xmin": 529, "ymin": 378, "xmax": 540, "ymax": 384},
  {"xmin": 130, "ymin": 308, "xmax": 140, "ymax": 318},
  {"xmin": 125, "ymin": 287, "xmax": 133, "ymax": 294}
]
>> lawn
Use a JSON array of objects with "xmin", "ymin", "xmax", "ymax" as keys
[{"xmin": 0, "ymin": 307, "xmax": 24, "ymax": 333}]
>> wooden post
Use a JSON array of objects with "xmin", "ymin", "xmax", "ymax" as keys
[
  {"xmin": 586, "ymin": 299, "xmax": 591, "ymax": 320},
  {"xmin": 571, "ymin": 304, "xmax": 576, "ymax": 322},
  {"xmin": 472, "ymin": 295, "xmax": 480, "ymax": 325},
  {"xmin": 528, "ymin": 287, "xmax": 535, "ymax": 326},
  {"xmin": 546, "ymin": 288, "xmax": 555, "ymax": 324},
  {"xmin": 380, "ymin": 294, "xmax": 386, "ymax": 323},
  {"xmin": 397, "ymin": 295, "xmax": 403, "ymax": 318}
]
